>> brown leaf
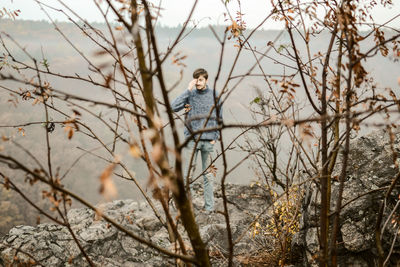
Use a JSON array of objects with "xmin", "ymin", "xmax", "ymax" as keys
[
  {"xmin": 72, "ymin": 109, "xmax": 82, "ymax": 116},
  {"xmin": 94, "ymin": 49, "xmax": 109, "ymax": 56},
  {"xmin": 151, "ymin": 142, "xmax": 163, "ymax": 163},
  {"xmin": 352, "ymin": 121, "xmax": 360, "ymax": 132},
  {"xmin": 104, "ymin": 74, "xmax": 113, "ymax": 88},
  {"xmin": 3, "ymin": 177, "xmax": 10, "ymax": 190},
  {"xmin": 208, "ymin": 164, "xmax": 218, "ymax": 177},
  {"xmin": 282, "ymin": 119, "xmax": 294, "ymax": 127},
  {"xmin": 68, "ymin": 128, "xmax": 74, "ymax": 139},
  {"xmin": 18, "ymin": 127, "xmax": 25, "ymax": 136},
  {"xmin": 99, "ymin": 164, "xmax": 118, "ymax": 200},
  {"xmin": 300, "ymin": 124, "xmax": 315, "ymax": 142},
  {"xmin": 125, "ymin": 215, "xmax": 134, "ymax": 224},
  {"xmin": 129, "ymin": 144, "xmax": 142, "ymax": 158},
  {"xmin": 94, "ymin": 208, "xmax": 103, "ymax": 221},
  {"xmin": 21, "ymin": 91, "xmax": 31, "ymax": 100}
]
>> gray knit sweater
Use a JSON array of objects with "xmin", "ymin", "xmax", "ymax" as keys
[{"xmin": 171, "ymin": 86, "xmax": 223, "ymax": 141}]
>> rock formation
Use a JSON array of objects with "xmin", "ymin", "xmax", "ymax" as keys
[
  {"xmin": 293, "ymin": 130, "xmax": 400, "ymax": 266},
  {"xmin": 3, "ymin": 130, "xmax": 400, "ymax": 266},
  {"xmin": 0, "ymin": 183, "xmax": 271, "ymax": 266}
]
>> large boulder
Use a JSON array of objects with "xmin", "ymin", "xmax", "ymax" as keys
[{"xmin": 293, "ymin": 130, "xmax": 400, "ymax": 266}]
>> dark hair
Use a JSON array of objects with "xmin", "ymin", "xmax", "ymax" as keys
[{"xmin": 193, "ymin": 68, "xmax": 208, "ymax": 79}]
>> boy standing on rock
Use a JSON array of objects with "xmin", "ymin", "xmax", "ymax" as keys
[{"xmin": 171, "ymin": 68, "xmax": 223, "ymax": 212}]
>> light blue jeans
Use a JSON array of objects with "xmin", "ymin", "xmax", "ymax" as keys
[{"xmin": 185, "ymin": 140, "xmax": 215, "ymax": 211}]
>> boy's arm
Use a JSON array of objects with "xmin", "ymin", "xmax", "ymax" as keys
[{"xmin": 171, "ymin": 90, "xmax": 190, "ymax": 112}]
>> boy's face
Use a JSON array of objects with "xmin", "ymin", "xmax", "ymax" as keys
[{"xmin": 195, "ymin": 75, "xmax": 207, "ymax": 90}]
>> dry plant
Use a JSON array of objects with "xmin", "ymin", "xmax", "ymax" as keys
[
  {"xmin": 0, "ymin": 0, "xmax": 400, "ymax": 266},
  {"xmin": 235, "ymin": 0, "xmax": 400, "ymax": 266}
]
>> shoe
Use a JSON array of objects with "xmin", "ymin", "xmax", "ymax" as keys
[{"xmin": 204, "ymin": 209, "xmax": 215, "ymax": 215}]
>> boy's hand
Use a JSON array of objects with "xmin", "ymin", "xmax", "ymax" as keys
[
  {"xmin": 184, "ymin": 104, "xmax": 191, "ymax": 113},
  {"xmin": 188, "ymin": 79, "xmax": 197, "ymax": 91},
  {"xmin": 210, "ymin": 140, "xmax": 216, "ymax": 144}
]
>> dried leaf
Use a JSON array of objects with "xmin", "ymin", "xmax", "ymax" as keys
[
  {"xmin": 104, "ymin": 74, "xmax": 113, "ymax": 88},
  {"xmin": 125, "ymin": 215, "xmax": 134, "ymax": 224},
  {"xmin": 282, "ymin": 119, "xmax": 294, "ymax": 127},
  {"xmin": 21, "ymin": 91, "xmax": 31, "ymax": 100},
  {"xmin": 68, "ymin": 128, "xmax": 74, "ymax": 139},
  {"xmin": 99, "ymin": 164, "xmax": 118, "ymax": 200},
  {"xmin": 353, "ymin": 121, "xmax": 360, "ymax": 132},
  {"xmin": 94, "ymin": 49, "xmax": 109, "ymax": 56},
  {"xmin": 129, "ymin": 144, "xmax": 142, "ymax": 158},
  {"xmin": 18, "ymin": 127, "xmax": 25, "ymax": 136},
  {"xmin": 94, "ymin": 208, "xmax": 103, "ymax": 221},
  {"xmin": 143, "ymin": 129, "xmax": 157, "ymax": 140},
  {"xmin": 72, "ymin": 109, "xmax": 82, "ymax": 116},
  {"xmin": 208, "ymin": 164, "xmax": 218, "ymax": 177},
  {"xmin": 3, "ymin": 177, "xmax": 10, "ymax": 190},
  {"xmin": 151, "ymin": 142, "xmax": 163, "ymax": 163}
]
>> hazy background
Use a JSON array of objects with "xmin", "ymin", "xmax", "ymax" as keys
[{"xmin": 3, "ymin": 0, "xmax": 400, "ymax": 30}]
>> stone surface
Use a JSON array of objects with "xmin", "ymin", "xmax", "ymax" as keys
[
  {"xmin": 340, "ymin": 221, "xmax": 372, "ymax": 252},
  {"xmin": 0, "ymin": 183, "xmax": 271, "ymax": 266},
  {"xmin": 5, "ymin": 130, "xmax": 400, "ymax": 266},
  {"xmin": 292, "ymin": 129, "xmax": 400, "ymax": 266}
]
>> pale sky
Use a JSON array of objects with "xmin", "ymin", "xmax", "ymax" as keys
[{"xmin": 2, "ymin": 0, "xmax": 400, "ymax": 30}]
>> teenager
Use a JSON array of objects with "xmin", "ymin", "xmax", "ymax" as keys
[{"xmin": 171, "ymin": 68, "xmax": 223, "ymax": 212}]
